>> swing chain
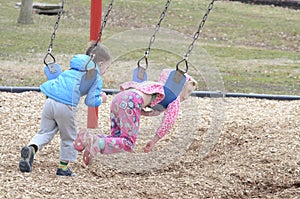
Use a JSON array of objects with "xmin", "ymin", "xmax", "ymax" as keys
[
  {"xmin": 44, "ymin": 0, "xmax": 65, "ymax": 65},
  {"xmin": 144, "ymin": 0, "xmax": 171, "ymax": 58},
  {"xmin": 138, "ymin": 0, "xmax": 172, "ymax": 69},
  {"xmin": 176, "ymin": 0, "xmax": 215, "ymax": 73},
  {"xmin": 183, "ymin": 0, "xmax": 215, "ymax": 61},
  {"xmin": 94, "ymin": 0, "xmax": 114, "ymax": 46},
  {"xmin": 84, "ymin": 54, "xmax": 96, "ymax": 71},
  {"xmin": 47, "ymin": 0, "xmax": 65, "ymax": 55}
]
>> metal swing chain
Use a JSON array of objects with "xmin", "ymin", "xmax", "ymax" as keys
[
  {"xmin": 93, "ymin": 0, "xmax": 114, "ymax": 47},
  {"xmin": 44, "ymin": 0, "xmax": 65, "ymax": 65},
  {"xmin": 137, "ymin": 0, "xmax": 172, "ymax": 68},
  {"xmin": 177, "ymin": 0, "xmax": 216, "ymax": 73},
  {"xmin": 145, "ymin": 0, "xmax": 171, "ymax": 58},
  {"xmin": 86, "ymin": 0, "xmax": 114, "ymax": 66}
]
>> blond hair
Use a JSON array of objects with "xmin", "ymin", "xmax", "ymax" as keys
[{"xmin": 180, "ymin": 76, "xmax": 197, "ymax": 101}]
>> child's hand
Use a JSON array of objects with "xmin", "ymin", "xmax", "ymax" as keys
[
  {"xmin": 143, "ymin": 134, "xmax": 160, "ymax": 153},
  {"xmin": 144, "ymin": 140, "xmax": 155, "ymax": 153},
  {"xmin": 101, "ymin": 92, "xmax": 107, "ymax": 103}
]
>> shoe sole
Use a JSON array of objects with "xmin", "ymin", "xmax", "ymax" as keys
[
  {"xmin": 56, "ymin": 173, "xmax": 76, "ymax": 177},
  {"xmin": 19, "ymin": 147, "xmax": 32, "ymax": 172}
]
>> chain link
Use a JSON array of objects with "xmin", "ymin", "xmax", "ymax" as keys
[
  {"xmin": 144, "ymin": 0, "xmax": 171, "ymax": 58},
  {"xmin": 137, "ymin": 0, "xmax": 171, "ymax": 68},
  {"xmin": 47, "ymin": 0, "xmax": 65, "ymax": 54},
  {"xmin": 93, "ymin": 0, "xmax": 114, "ymax": 47},
  {"xmin": 183, "ymin": 0, "xmax": 215, "ymax": 60}
]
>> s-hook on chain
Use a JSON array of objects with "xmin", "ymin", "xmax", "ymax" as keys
[
  {"xmin": 137, "ymin": 0, "xmax": 172, "ymax": 68},
  {"xmin": 44, "ymin": 0, "xmax": 65, "ymax": 64},
  {"xmin": 177, "ymin": 0, "xmax": 216, "ymax": 73}
]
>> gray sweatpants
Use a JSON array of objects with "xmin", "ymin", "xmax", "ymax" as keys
[{"xmin": 29, "ymin": 98, "xmax": 78, "ymax": 162}]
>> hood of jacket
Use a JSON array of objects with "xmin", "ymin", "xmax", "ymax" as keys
[{"xmin": 70, "ymin": 54, "xmax": 98, "ymax": 71}]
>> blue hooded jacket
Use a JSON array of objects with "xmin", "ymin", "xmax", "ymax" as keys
[{"xmin": 40, "ymin": 54, "xmax": 103, "ymax": 107}]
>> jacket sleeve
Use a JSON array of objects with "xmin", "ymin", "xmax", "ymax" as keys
[
  {"xmin": 84, "ymin": 74, "xmax": 103, "ymax": 107},
  {"xmin": 155, "ymin": 98, "xmax": 181, "ymax": 138}
]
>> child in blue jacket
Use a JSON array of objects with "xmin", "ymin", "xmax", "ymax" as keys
[{"xmin": 19, "ymin": 44, "xmax": 112, "ymax": 176}]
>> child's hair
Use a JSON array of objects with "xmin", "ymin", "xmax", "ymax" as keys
[
  {"xmin": 180, "ymin": 76, "xmax": 197, "ymax": 101},
  {"xmin": 187, "ymin": 77, "xmax": 197, "ymax": 91},
  {"xmin": 185, "ymin": 76, "xmax": 197, "ymax": 92},
  {"xmin": 86, "ymin": 42, "xmax": 112, "ymax": 64}
]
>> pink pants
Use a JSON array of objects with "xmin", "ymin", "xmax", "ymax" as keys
[{"xmin": 99, "ymin": 90, "xmax": 143, "ymax": 154}]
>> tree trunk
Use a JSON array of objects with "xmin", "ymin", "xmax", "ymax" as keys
[{"xmin": 17, "ymin": 0, "xmax": 33, "ymax": 24}]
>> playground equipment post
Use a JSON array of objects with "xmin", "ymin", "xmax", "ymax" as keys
[{"xmin": 87, "ymin": 0, "xmax": 102, "ymax": 128}]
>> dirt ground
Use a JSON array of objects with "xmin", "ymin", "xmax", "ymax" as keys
[{"xmin": 0, "ymin": 90, "xmax": 299, "ymax": 198}]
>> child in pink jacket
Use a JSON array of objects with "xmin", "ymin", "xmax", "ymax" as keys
[{"xmin": 74, "ymin": 69, "xmax": 197, "ymax": 165}]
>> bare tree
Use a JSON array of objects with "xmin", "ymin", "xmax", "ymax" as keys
[{"xmin": 17, "ymin": 0, "xmax": 33, "ymax": 24}]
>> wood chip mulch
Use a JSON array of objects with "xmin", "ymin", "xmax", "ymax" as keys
[{"xmin": 0, "ymin": 92, "xmax": 299, "ymax": 198}]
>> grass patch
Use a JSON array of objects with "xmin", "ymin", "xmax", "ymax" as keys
[{"xmin": 0, "ymin": 0, "xmax": 299, "ymax": 95}]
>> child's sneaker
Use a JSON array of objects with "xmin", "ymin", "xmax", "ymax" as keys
[
  {"xmin": 19, "ymin": 146, "xmax": 34, "ymax": 172},
  {"xmin": 56, "ymin": 168, "xmax": 76, "ymax": 177}
]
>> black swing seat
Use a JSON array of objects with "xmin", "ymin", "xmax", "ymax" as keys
[
  {"xmin": 44, "ymin": 63, "xmax": 62, "ymax": 80},
  {"xmin": 152, "ymin": 69, "xmax": 186, "ymax": 111}
]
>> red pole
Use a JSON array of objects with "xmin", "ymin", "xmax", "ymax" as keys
[
  {"xmin": 90, "ymin": 0, "xmax": 102, "ymax": 41},
  {"xmin": 87, "ymin": 0, "xmax": 102, "ymax": 128}
]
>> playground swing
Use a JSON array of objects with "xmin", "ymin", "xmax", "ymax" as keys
[
  {"xmin": 39, "ymin": 0, "xmax": 115, "ymax": 128},
  {"xmin": 141, "ymin": 0, "xmax": 216, "ymax": 112},
  {"xmin": 132, "ymin": 0, "xmax": 172, "ymax": 82},
  {"xmin": 43, "ymin": 0, "xmax": 65, "ymax": 80},
  {"xmin": 43, "ymin": 0, "xmax": 114, "ymax": 80}
]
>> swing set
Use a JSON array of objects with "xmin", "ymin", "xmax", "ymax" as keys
[
  {"xmin": 132, "ymin": 0, "xmax": 216, "ymax": 111},
  {"xmin": 41, "ymin": 0, "xmax": 216, "ymax": 127}
]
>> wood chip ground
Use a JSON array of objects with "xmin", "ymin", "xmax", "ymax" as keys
[{"xmin": 0, "ymin": 92, "xmax": 299, "ymax": 198}]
